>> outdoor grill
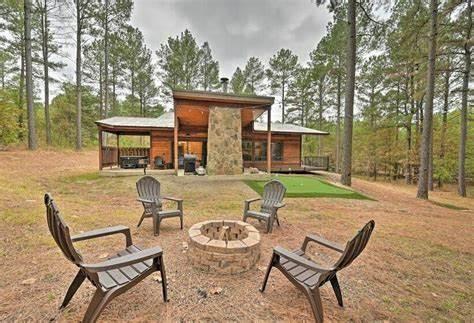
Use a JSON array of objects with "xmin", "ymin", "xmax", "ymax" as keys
[{"xmin": 183, "ymin": 154, "xmax": 197, "ymax": 173}]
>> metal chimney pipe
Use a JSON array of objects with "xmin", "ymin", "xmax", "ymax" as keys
[{"xmin": 220, "ymin": 77, "xmax": 229, "ymax": 93}]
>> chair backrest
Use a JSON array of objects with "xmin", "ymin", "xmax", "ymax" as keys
[
  {"xmin": 136, "ymin": 175, "xmax": 161, "ymax": 201},
  {"xmin": 317, "ymin": 220, "xmax": 375, "ymax": 286},
  {"xmin": 334, "ymin": 220, "xmax": 375, "ymax": 271},
  {"xmin": 260, "ymin": 180, "xmax": 286, "ymax": 214},
  {"xmin": 44, "ymin": 193, "xmax": 83, "ymax": 265}
]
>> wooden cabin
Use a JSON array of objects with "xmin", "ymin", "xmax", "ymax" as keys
[{"xmin": 95, "ymin": 90, "xmax": 329, "ymax": 175}]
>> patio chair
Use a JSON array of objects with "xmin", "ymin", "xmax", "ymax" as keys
[
  {"xmin": 260, "ymin": 220, "xmax": 375, "ymax": 323},
  {"xmin": 243, "ymin": 179, "xmax": 286, "ymax": 233},
  {"xmin": 44, "ymin": 193, "xmax": 168, "ymax": 323},
  {"xmin": 136, "ymin": 175, "xmax": 183, "ymax": 236}
]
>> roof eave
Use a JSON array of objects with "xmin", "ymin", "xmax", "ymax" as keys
[{"xmin": 173, "ymin": 90, "xmax": 274, "ymax": 106}]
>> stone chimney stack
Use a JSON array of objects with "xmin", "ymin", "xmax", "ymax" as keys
[{"xmin": 220, "ymin": 77, "xmax": 229, "ymax": 93}]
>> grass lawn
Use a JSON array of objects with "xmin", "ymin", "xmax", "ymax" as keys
[{"xmin": 244, "ymin": 175, "xmax": 372, "ymax": 199}]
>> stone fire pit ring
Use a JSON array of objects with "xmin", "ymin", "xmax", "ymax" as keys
[{"xmin": 188, "ymin": 220, "xmax": 261, "ymax": 274}]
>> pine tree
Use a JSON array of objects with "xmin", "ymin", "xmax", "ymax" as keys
[
  {"xmin": 243, "ymin": 57, "xmax": 265, "ymax": 94},
  {"xmin": 266, "ymin": 49, "xmax": 299, "ymax": 122}
]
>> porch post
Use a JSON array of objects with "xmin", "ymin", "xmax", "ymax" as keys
[
  {"xmin": 98, "ymin": 128, "xmax": 103, "ymax": 170},
  {"xmin": 267, "ymin": 106, "xmax": 272, "ymax": 173},
  {"xmin": 300, "ymin": 135, "xmax": 303, "ymax": 167},
  {"xmin": 174, "ymin": 105, "xmax": 179, "ymax": 174},
  {"xmin": 116, "ymin": 133, "xmax": 120, "ymax": 167}
]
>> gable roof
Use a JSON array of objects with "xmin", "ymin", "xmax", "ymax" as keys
[{"xmin": 96, "ymin": 112, "xmax": 329, "ymax": 135}]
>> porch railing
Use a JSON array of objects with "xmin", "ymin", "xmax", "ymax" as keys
[
  {"xmin": 102, "ymin": 147, "xmax": 118, "ymax": 167},
  {"xmin": 101, "ymin": 147, "xmax": 150, "ymax": 168},
  {"xmin": 303, "ymin": 156, "xmax": 329, "ymax": 171},
  {"xmin": 119, "ymin": 147, "xmax": 150, "ymax": 158}
]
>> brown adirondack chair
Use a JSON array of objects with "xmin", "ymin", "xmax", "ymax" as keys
[
  {"xmin": 136, "ymin": 175, "xmax": 183, "ymax": 236},
  {"xmin": 260, "ymin": 220, "xmax": 375, "ymax": 322},
  {"xmin": 243, "ymin": 179, "xmax": 286, "ymax": 233},
  {"xmin": 44, "ymin": 193, "xmax": 168, "ymax": 323}
]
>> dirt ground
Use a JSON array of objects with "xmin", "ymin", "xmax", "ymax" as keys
[{"xmin": 0, "ymin": 149, "xmax": 472, "ymax": 322}]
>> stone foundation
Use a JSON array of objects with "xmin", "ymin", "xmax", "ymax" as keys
[
  {"xmin": 188, "ymin": 220, "xmax": 261, "ymax": 274},
  {"xmin": 206, "ymin": 107, "xmax": 243, "ymax": 175}
]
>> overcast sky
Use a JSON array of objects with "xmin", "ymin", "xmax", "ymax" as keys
[{"xmin": 131, "ymin": 0, "xmax": 333, "ymax": 79}]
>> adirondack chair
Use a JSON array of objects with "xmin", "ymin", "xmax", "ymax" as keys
[
  {"xmin": 44, "ymin": 193, "xmax": 168, "ymax": 323},
  {"xmin": 260, "ymin": 220, "xmax": 375, "ymax": 323},
  {"xmin": 136, "ymin": 175, "xmax": 183, "ymax": 236},
  {"xmin": 243, "ymin": 179, "xmax": 286, "ymax": 233}
]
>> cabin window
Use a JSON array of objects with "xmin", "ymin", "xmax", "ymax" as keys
[
  {"xmin": 242, "ymin": 141, "xmax": 284, "ymax": 162},
  {"xmin": 242, "ymin": 140, "xmax": 252, "ymax": 161},
  {"xmin": 272, "ymin": 142, "xmax": 283, "ymax": 161},
  {"xmin": 253, "ymin": 142, "xmax": 267, "ymax": 161}
]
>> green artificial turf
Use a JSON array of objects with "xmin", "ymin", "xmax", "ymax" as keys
[{"xmin": 244, "ymin": 175, "xmax": 373, "ymax": 199}]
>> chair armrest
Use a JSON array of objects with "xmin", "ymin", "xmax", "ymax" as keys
[
  {"xmin": 71, "ymin": 225, "xmax": 132, "ymax": 247},
  {"xmin": 162, "ymin": 196, "xmax": 183, "ymax": 202},
  {"xmin": 302, "ymin": 234, "xmax": 345, "ymax": 253},
  {"xmin": 82, "ymin": 246, "xmax": 163, "ymax": 272},
  {"xmin": 245, "ymin": 198, "xmax": 261, "ymax": 205},
  {"xmin": 273, "ymin": 246, "xmax": 330, "ymax": 272},
  {"xmin": 272, "ymin": 203, "xmax": 286, "ymax": 209}
]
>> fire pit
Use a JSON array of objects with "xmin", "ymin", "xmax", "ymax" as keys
[{"xmin": 188, "ymin": 220, "xmax": 261, "ymax": 274}]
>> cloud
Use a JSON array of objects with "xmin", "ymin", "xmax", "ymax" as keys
[{"xmin": 131, "ymin": 0, "xmax": 332, "ymax": 77}]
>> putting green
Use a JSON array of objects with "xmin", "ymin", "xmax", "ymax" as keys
[{"xmin": 244, "ymin": 176, "xmax": 372, "ymax": 199}]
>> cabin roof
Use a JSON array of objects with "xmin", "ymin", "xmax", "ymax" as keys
[
  {"xmin": 96, "ymin": 112, "xmax": 328, "ymax": 135},
  {"xmin": 96, "ymin": 113, "xmax": 174, "ymax": 129},
  {"xmin": 253, "ymin": 121, "xmax": 329, "ymax": 135},
  {"xmin": 173, "ymin": 90, "xmax": 274, "ymax": 106}
]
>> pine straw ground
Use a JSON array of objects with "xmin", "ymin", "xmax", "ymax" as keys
[{"xmin": 0, "ymin": 149, "xmax": 472, "ymax": 322}]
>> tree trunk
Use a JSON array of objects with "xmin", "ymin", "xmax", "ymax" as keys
[
  {"xmin": 439, "ymin": 64, "xmax": 450, "ymax": 187},
  {"xmin": 318, "ymin": 80, "xmax": 323, "ymax": 156},
  {"xmin": 458, "ymin": 0, "xmax": 471, "ymax": 197},
  {"xmin": 24, "ymin": 0, "xmax": 36, "ymax": 150},
  {"xmin": 417, "ymin": 0, "xmax": 438, "ymax": 199},
  {"xmin": 428, "ymin": 129, "xmax": 434, "ymax": 190},
  {"xmin": 335, "ymin": 67, "xmax": 342, "ymax": 173},
  {"xmin": 103, "ymin": 0, "xmax": 109, "ymax": 118},
  {"xmin": 341, "ymin": 0, "xmax": 356, "ymax": 186},
  {"xmin": 281, "ymin": 81, "xmax": 285, "ymax": 123},
  {"xmin": 41, "ymin": 0, "xmax": 52, "ymax": 145},
  {"xmin": 18, "ymin": 52, "xmax": 25, "ymax": 140},
  {"xmin": 131, "ymin": 69, "xmax": 135, "ymax": 98},
  {"xmin": 99, "ymin": 58, "xmax": 103, "ymax": 118},
  {"xmin": 75, "ymin": 0, "xmax": 82, "ymax": 150}
]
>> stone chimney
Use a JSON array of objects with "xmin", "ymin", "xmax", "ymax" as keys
[{"xmin": 220, "ymin": 77, "xmax": 229, "ymax": 93}]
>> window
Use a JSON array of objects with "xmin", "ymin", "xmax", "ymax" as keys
[
  {"xmin": 242, "ymin": 141, "xmax": 284, "ymax": 162},
  {"xmin": 242, "ymin": 140, "xmax": 252, "ymax": 161},
  {"xmin": 253, "ymin": 141, "xmax": 267, "ymax": 161},
  {"xmin": 272, "ymin": 142, "xmax": 283, "ymax": 161}
]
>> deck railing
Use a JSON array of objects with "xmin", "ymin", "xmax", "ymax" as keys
[
  {"xmin": 101, "ymin": 147, "xmax": 150, "ymax": 168},
  {"xmin": 303, "ymin": 156, "xmax": 329, "ymax": 171},
  {"xmin": 102, "ymin": 147, "xmax": 118, "ymax": 167},
  {"xmin": 119, "ymin": 147, "xmax": 150, "ymax": 158}
]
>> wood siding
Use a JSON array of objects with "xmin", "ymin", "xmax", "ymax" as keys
[
  {"xmin": 151, "ymin": 130, "xmax": 173, "ymax": 167},
  {"xmin": 242, "ymin": 129, "xmax": 302, "ymax": 171}
]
